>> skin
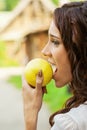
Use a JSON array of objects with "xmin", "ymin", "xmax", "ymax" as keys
[
  {"xmin": 22, "ymin": 71, "xmax": 44, "ymax": 130},
  {"xmin": 22, "ymin": 20, "xmax": 72, "ymax": 130},
  {"xmin": 42, "ymin": 21, "xmax": 72, "ymax": 87}
]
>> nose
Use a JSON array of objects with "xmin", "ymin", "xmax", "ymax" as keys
[{"xmin": 41, "ymin": 43, "xmax": 51, "ymax": 57}]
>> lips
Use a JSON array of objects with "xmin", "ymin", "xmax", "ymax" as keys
[
  {"xmin": 52, "ymin": 64, "xmax": 57, "ymax": 73},
  {"xmin": 49, "ymin": 62, "xmax": 57, "ymax": 74}
]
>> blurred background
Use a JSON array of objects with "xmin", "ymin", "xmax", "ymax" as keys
[{"xmin": 0, "ymin": 0, "xmax": 83, "ymax": 130}]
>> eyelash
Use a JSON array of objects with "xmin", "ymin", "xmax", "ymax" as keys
[{"xmin": 51, "ymin": 40, "xmax": 60, "ymax": 46}]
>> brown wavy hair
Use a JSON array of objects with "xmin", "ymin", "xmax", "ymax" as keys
[{"xmin": 50, "ymin": 1, "xmax": 87, "ymax": 126}]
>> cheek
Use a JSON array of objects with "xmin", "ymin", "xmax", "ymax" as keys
[
  {"xmin": 58, "ymin": 55, "xmax": 72, "ymax": 78},
  {"xmin": 53, "ymin": 46, "xmax": 70, "ymax": 69},
  {"xmin": 53, "ymin": 49, "xmax": 72, "ymax": 84},
  {"xmin": 52, "ymin": 48, "xmax": 64, "ymax": 66},
  {"xmin": 62, "ymin": 63, "xmax": 72, "ymax": 79},
  {"xmin": 55, "ymin": 64, "xmax": 72, "ymax": 87},
  {"xmin": 51, "ymin": 44, "xmax": 72, "ymax": 74}
]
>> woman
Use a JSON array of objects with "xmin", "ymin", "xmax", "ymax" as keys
[{"xmin": 22, "ymin": 1, "xmax": 87, "ymax": 130}]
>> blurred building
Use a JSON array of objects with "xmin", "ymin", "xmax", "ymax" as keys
[{"xmin": 0, "ymin": 0, "xmax": 56, "ymax": 65}]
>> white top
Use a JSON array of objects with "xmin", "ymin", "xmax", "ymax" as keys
[{"xmin": 51, "ymin": 102, "xmax": 87, "ymax": 130}]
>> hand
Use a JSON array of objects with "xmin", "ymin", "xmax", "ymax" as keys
[
  {"xmin": 22, "ymin": 70, "xmax": 46, "ymax": 114},
  {"xmin": 22, "ymin": 70, "xmax": 47, "ymax": 130}
]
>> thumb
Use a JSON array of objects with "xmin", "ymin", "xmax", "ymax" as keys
[{"xmin": 36, "ymin": 70, "xmax": 43, "ymax": 90}]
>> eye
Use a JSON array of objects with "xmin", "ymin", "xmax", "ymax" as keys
[{"xmin": 51, "ymin": 40, "xmax": 60, "ymax": 46}]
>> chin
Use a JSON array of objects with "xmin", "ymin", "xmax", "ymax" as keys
[
  {"xmin": 55, "ymin": 81, "xmax": 67, "ymax": 88},
  {"xmin": 54, "ymin": 81, "xmax": 64, "ymax": 88}
]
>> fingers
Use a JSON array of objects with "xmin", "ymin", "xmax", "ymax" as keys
[
  {"xmin": 36, "ymin": 70, "xmax": 43, "ymax": 91},
  {"xmin": 22, "ymin": 75, "xmax": 33, "ymax": 94},
  {"xmin": 42, "ymin": 87, "xmax": 47, "ymax": 94},
  {"xmin": 36, "ymin": 70, "xmax": 47, "ymax": 94},
  {"xmin": 22, "ymin": 70, "xmax": 45, "ymax": 93}
]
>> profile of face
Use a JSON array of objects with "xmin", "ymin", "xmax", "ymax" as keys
[{"xmin": 42, "ymin": 21, "xmax": 72, "ymax": 87}]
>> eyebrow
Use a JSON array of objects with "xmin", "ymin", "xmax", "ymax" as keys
[{"xmin": 50, "ymin": 34, "xmax": 59, "ymax": 39}]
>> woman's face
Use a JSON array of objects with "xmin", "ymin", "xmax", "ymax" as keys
[{"xmin": 42, "ymin": 21, "xmax": 72, "ymax": 87}]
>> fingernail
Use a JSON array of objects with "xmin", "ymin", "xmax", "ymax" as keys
[{"xmin": 38, "ymin": 70, "xmax": 42, "ymax": 77}]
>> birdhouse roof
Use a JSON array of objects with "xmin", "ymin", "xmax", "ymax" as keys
[{"xmin": 0, "ymin": 0, "xmax": 56, "ymax": 41}]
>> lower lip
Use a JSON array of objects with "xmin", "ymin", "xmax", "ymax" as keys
[{"xmin": 53, "ymin": 68, "xmax": 57, "ymax": 78}]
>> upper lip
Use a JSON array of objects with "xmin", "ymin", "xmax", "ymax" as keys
[
  {"xmin": 47, "ymin": 60, "xmax": 55, "ymax": 66},
  {"xmin": 48, "ymin": 60, "xmax": 57, "ymax": 74}
]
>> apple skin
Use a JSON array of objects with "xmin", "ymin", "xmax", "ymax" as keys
[{"xmin": 24, "ymin": 58, "xmax": 53, "ymax": 87}]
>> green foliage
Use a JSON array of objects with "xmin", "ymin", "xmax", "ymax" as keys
[
  {"xmin": 0, "ymin": 0, "xmax": 6, "ymax": 11},
  {"xmin": 4, "ymin": 0, "xmax": 19, "ymax": 11},
  {"xmin": 7, "ymin": 75, "xmax": 22, "ymax": 89},
  {"xmin": 5, "ymin": 0, "xmax": 19, "ymax": 10},
  {"xmin": 51, "ymin": 0, "xmax": 59, "ymax": 5},
  {"xmin": 0, "ymin": 41, "xmax": 19, "ymax": 67},
  {"xmin": 43, "ymin": 80, "xmax": 72, "ymax": 112}
]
